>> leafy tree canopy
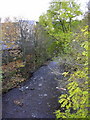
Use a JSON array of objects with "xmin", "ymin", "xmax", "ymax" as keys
[
  {"xmin": 39, "ymin": 0, "xmax": 82, "ymax": 55},
  {"xmin": 39, "ymin": 0, "xmax": 82, "ymax": 33}
]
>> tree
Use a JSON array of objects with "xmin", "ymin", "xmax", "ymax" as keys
[
  {"xmin": 2, "ymin": 17, "xmax": 19, "ymax": 47},
  {"xmin": 39, "ymin": 0, "xmax": 82, "ymax": 55},
  {"xmin": 17, "ymin": 19, "xmax": 35, "ymax": 63},
  {"xmin": 2, "ymin": 17, "xmax": 20, "ymax": 64},
  {"xmin": 39, "ymin": 0, "xmax": 82, "ymax": 32}
]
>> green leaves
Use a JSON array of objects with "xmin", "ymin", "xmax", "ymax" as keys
[
  {"xmin": 55, "ymin": 25, "xmax": 88, "ymax": 119},
  {"xmin": 39, "ymin": 2, "xmax": 88, "ymax": 118},
  {"xmin": 39, "ymin": 0, "xmax": 82, "ymax": 56}
]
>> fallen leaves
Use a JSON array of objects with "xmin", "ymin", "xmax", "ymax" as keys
[
  {"xmin": 2, "ymin": 59, "xmax": 24, "ymax": 73},
  {"xmin": 2, "ymin": 76, "xmax": 25, "ymax": 93},
  {"xmin": 13, "ymin": 99, "xmax": 23, "ymax": 107}
]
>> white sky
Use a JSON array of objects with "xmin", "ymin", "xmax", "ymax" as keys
[{"xmin": 0, "ymin": 0, "xmax": 89, "ymax": 21}]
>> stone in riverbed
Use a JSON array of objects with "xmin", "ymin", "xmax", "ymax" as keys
[{"xmin": 44, "ymin": 94, "xmax": 47, "ymax": 97}]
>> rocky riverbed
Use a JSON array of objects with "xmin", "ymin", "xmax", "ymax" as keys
[{"xmin": 2, "ymin": 60, "xmax": 68, "ymax": 119}]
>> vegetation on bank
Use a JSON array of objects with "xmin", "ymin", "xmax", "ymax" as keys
[
  {"xmin": 39, "ymin": 0, "xmax": 89, "ymax": 118},
  {"xmin": 2, "ymin": 18, "xmax": 52, "ymax": 93}
]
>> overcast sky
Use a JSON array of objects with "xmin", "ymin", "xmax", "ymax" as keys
[{"xmin": 0, "ymin": 0, "xmax": 89, "ymax": 21}]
